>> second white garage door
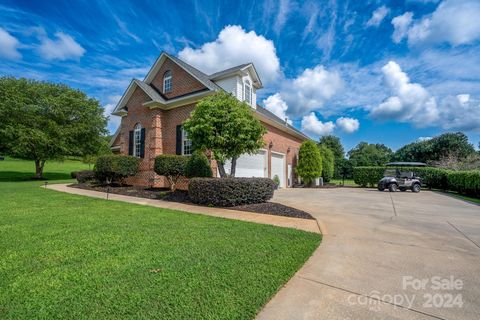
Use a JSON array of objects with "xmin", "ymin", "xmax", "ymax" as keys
[
  {"xmin": 224, "ymin": 150, "xmax": 267, "ymax": 177},
  {"xmin": 271, "ymin": 152, "xmax": 286, "ymax": 188}
]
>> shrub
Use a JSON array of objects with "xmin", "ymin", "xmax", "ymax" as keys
[
  {"xmin": 185, "ymin": 151, "xmax": 212, "ymax": 178},
  {"xmin": 189, "ymin": 177, "xmax": 275, "ymax": 207},
  {"xmin": 296, "ymin": 140, "xmax": 322, "ymax": 185},
  {"xmin": 353, "ymin": 167, "xmax": 385, "ymax": 187},
  {"xmin": 319, "ymin": 145, "xmax": 334, "ymax": 182},
  {"xmin": 447, "ymin": 170, "xmax": 480, "ymax": 197},
  {"xmin": 412, "ymin": 167, "xmax": 449, "ymax": 190},
  {"xmin": 95, "ymin": 155, "xmax": 140, "ymax": 185},
  {"xmin": 272, "ymin": 175, "xmax": 280, "ymax": 186},
  {"xmin": 71, "ymin": 171, "xmax": 78, "ymax": 179},
  {"xmin": 75, "ymin": 170, "xmax": 96, "ymax": 183},
  {"xmin": 154, "ymin": 155, "xmax": 188, "ymax": 191}
]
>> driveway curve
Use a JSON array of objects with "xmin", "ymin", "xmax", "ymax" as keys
[{"xmin": 257, "ymin": 188, "xmax": 480, "ymax": 320}]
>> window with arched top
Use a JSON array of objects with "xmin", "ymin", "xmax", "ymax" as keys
[
  {"xmin": 163, "ymin": 70, "xmax": 172, "ymax": 93},
  {"xmin": 244, "ymin": 79, "xmax": 252, "ymax": 105},
  {"xmin": 133, "ymin": 123, "xmax": 142, "ymax": 157}
]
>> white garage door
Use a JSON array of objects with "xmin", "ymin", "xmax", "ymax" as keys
[
  {"xmin": 271, "ymin": 152, "xmax": 286, "ymax": 188},
  {"xmin": 224, "ymin": 150, "xmax": 267, "ymax": 177}
]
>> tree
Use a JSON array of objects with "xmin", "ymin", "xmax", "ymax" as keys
[
  {"xmin": 183, "ymin": 92, "xmax": 266, "ymax": 177},
  {"xmin": 394, "ymin": 132, "xmax": 476, "ymax": 164},
  {"xmin": 318, "ymin": 135, "xmax": 345, "ymax": 178},
  {"xmin": 347, "ymin": 142, "xmax": 393, "ymax": 167},
  {"xmin": 154, "ymin": 155, "xmax": 188, "ymax": 191},
  {"xmin": 296, "ymin": 140, "xmax": 322, "ymax": 185},
  {"xmin": 319, "ymin": 145, "xmax": 334, "ymax": 182},
  {"xmin": 0, "ymin": 77, "xmax": 107, "ymax": 178}
]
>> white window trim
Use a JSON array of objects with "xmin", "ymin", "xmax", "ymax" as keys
[
  {"xmin": 244, "ymin": 80, "xmax": 252, "ymax": 105},
  {"xmin": 163, "ymin": 71, "xmax": 172, "ymax": 93},
  {"xmin": 133, "ymin": 123, "xmax": 142, "ymax": 158},
  {"xmin": 181, "ymin": 128, "xmax": 192, "ymax": 156}
]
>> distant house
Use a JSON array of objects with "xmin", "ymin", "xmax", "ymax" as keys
[{"xmin": 110, "ymin": 52, "xmax": 308, "ymax": 188}]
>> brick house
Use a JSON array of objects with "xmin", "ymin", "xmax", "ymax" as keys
[{"xmin": 110, "ymin": 52, "xmax": 309, "ymax": 188}]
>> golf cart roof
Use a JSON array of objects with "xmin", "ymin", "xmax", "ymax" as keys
[{"xmin": 386, "ymin": 162, "xmax": 427, "ymax": 167}]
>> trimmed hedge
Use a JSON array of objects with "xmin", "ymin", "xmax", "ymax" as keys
[
  {"xmin": 74, "ymin": 170, "xmax": 96, "ymax": 183},
  {"xmin": 448, "ymin": 171, "xmax": 480, "ymax": 197},
  {"xmin": 95, "ymin": 155, "xmax": 140, "ymax": 184},
  {"xmin": 154, "ymin": 155, "xmax": 189, "ymax": 191},
  {"xmin": 189, "ymin": 177, "xmax": 275, "ymax": 207},
  {"xmin": 185, "ymin": 151, "xmax": 212, "ymax": 178},
  {"xmin": 353, "ymin": 166, "xmax": 480, "ymax": 198},
  {"xmin": 353, "ymin": 167, "xmax": 385, "ymax": 187}
]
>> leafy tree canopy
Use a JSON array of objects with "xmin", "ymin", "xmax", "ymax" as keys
[
  {"xmin": 347, "ymin": 142, "xmax": 393, "ymax": 167},
  {"xmin": 318, "ymin": 145, "xmax": 334, "ymax": 182},
  {"xmin": 318, "ymin": 135, "xmax": 344, "ymax": 160},
  {"xmin": 296, "ymin": 140, "xmax": 322, "ymax": 185},
  {"xmin": 0, "ymin": 77, "xmax": 107, "ymax": 178},
  {"xmin": 183, "ymin": 92, "xmax": 266, "ymax": 177},
  {"xmin": 394, "ymin": 132, "xmax": 476, "ymax": 163}
]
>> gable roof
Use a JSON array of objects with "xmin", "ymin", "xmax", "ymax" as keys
[
  {"xmin": 144, "ymin": 52, "xmax": 221, "ymax": 91},
  {"xmin": 255, "ymin": 105, "xmax": 310, "ymax": 141},
  {"xmin": 112, "ymin": 78, "xmax": 166, "ymax": 115},
  {"xmin": 209, "ymin": 63, "xmax": 263, "ymax": 88}
]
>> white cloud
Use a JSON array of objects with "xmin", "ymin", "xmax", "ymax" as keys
[
  {"xmin": 178, "ymin": 25, "xmax": 281, "ymax": 84},
  {"xmin": 336, "ymin": 117, "xmax": 360, "ymax": 133},
  {"xmin": 0, "ymin": 27, "xmax": 21, "ymax": 60},
  {"xmin": 396, "ymin": 0, "xmax": 480, "ymax": 46},
  {"xmin": 263, "ymin": 93, "xmax": 292, "ymax": 125},
  {"xmin": 391, "ymin": 12, "xmax": 413, "ymax": 43},
  {"xmin": 37, "ymin": 30, "xmax": 85, "ymax": 60},
  {"xmin": 103, "ymin": 95, "xmax": 122, "ymax": 133},
  {"xmin": 301, "ymin": 112, "xmax": 335, "ymax": 137},
  {"xmin": 370, "ymin": 61, "xmax": 439, "ymax": 126},
  {"xmin": 417, "ymin": 136, "xmax": 432, "ymax": 141},
  {"xmin": 274, "ymin": 0, "xmax": 292, "ymax": 34},
  {"xmin": 281, "ymin": 65, "xmax": 343, "ymax": 116},
  {"xmin": 438, "ymin": 94, "xmax": 480, "ymax": 131},
  {"xmin": 366, "ymin": 6, "xmax": 390, "ymax": 27}
]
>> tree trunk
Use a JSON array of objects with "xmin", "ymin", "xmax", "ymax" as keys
[
  {"xmin": 217, "ymin": 162, "xmax": 227, "ymax": 178},
  {"xmin": 35, "ymin": 160, "xmax": 45, "ymax": 179},
  {"xmin": 230, "ymin": 157, "xmax": 237, "ymax": 178}
]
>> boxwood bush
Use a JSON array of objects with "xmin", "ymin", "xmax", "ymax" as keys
[
  {"xmin": 74, "ymin": 170, "xmax": 96, "ymax": 183},
  {"xmin": 154, "ymin": 155, "xmax": 189, "ymax": 191},
  {"xmin": 95, "ymin": 155, "xmax": 140, "ymax": 185},
  {"xmin": 185, "ymin": 151, "xmax": 212, "ymax": 178},
  {"xmin": 189, "ymin": 177, "xmax": 275, "ymax": 207}
]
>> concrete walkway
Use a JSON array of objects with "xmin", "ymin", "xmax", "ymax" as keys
[
  {"xmin": 257, "ymin": 188, "xmax": 480, "ymax": 320},
  {"xmin": 46, "ymin": 184, "xmax": 320, "ymax": 234}
]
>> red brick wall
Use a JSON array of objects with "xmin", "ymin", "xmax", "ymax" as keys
[
  {"xmin": 151, "ymin": 58, "xmax": 207, "ymax": 99},
  {"xmin": 262, "ymin": 123, "xmax": 303, "ymax": 186}
]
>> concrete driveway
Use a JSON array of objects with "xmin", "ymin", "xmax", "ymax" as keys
[{"xmin": 257, "ymin": 188, "xmax": 480, "ymax": 320}]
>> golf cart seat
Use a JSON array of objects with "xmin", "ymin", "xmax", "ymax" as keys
[{"xmin": 400, "ymin": 171, "xmax": 413, "ymax": 179}]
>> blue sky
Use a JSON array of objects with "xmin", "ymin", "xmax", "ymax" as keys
[{"xmin": 0, "ymin": 0, "xmax": 479, "ymax": 151}]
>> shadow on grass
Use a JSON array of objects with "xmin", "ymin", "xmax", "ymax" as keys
[{"xmin": 0, "ymin": 171, "xmax": 72, "ymax": 182}]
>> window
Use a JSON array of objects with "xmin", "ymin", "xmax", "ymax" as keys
[
  {"xmin": 133, "ymin": 123, "xmax": 142, "ymax": 157},
  {"xmin": 182, "ymin": 129, "xmax": 192, "ymax": 155},
  {"xmin": 244, "ymin": 80, "xmax": 252, "ymax": 105},
  {"xmin": 163, "ymin": 70, "xmax": 172, "ymax": 93}
]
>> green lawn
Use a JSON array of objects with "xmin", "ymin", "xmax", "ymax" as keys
[
  {"xmin": 0, "ymin": 158, "xmax": 320, "ymax": 319},
  {"xmin": 331, "ymin": 179, "xmax": 358, "ymax": 187}
]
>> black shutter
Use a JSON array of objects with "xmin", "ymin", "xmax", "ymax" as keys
[
  {"xmin": 140, "ymin": 128, "xmax": 146, "ymax": 158},
  {"xmin": 176, "ymin": 125, "xmax": 182, "ymax": 155},
  {"xmin": 128, "ymin": 131, "xmax": 134, "ymax": 155}
]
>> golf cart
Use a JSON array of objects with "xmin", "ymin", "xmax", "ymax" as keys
[{"xmin": 377, "ymin": 162, "xmax": 427, "ymax": 193}]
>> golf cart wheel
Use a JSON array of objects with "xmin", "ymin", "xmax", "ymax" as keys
[
  {"xmin": 399, "ymin": 187, "xmax": 407, "ymax": 192},
  {"xmin": 378, "ymin": 186, "xmax": 385, "ymax": 191},
  {"xmin": 388, "ymin": 183, "xmax": 398, "ymax": 192},
  {"xmin": 412, "ymin": 184, "xmax": 421, "ymax": 193}
]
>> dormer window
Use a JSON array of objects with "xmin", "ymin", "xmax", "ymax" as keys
[
  {"xmin": 244, "ymin": 80, "xmax": 252, "ymax": 105},
  {"xmin": 163, "ymin": 70, "xmax": 172, "ymax": 93}
]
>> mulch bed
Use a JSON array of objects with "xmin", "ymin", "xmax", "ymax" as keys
[
  {"xmin": 69, "ymin": 183, "xmax": 314, "ymax": 220},
  {"xmin": 227, "ymin": 202, "xmax": 314, "ymax": 220}
]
